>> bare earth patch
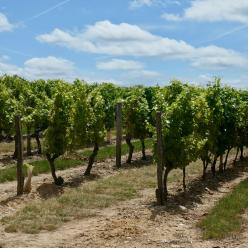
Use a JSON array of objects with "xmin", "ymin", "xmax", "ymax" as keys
[
  {"xmin": 1, "ymin": 153, "xmax": 248, "ymax": 247},
  {"xmin": 0, "ymin": 151, "xmax": 152, "ymax": 219}
]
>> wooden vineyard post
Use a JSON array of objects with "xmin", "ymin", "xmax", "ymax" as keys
[
  {"xmin": 155, "ymin": 112, "xmax": 165, "ymax": 205},
  {"xmin": 15, "ymin": 115, "xmax": 24, "ymax": 195},
  {"xmin": 116, "ymin": 103, "xmax": 122, "ymax": 168}
]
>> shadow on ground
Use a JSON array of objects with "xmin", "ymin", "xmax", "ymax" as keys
[
  {"xmin": 63, "ymin": 154, "xmax": 153, "ymax": 189},
  {"xmin": 148, "ymin": 158, "xmax": 248, "ymax": 219},
  {"xmin": 36, "ymin": 183, "xmax": 64, "ymax": 199}
]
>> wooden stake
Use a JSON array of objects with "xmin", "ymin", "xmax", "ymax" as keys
[
  {"xmin": 15, "ymin": 115, "xmax": 24, "ymax": 195},
  {"xmin": 155, "ymin": 112, "xmax": 165, "ymax": 205},
  {"xmin": 116, "ymin": 103, "xmax": 122, "ymax": 168}
]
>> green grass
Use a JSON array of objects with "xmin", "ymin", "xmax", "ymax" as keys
[
  {"xmin": 0, "ymin": 138, "xmax": 153, "ymax": 183},
  {"xmin": 198, "ymin": 178, "xmax": 248, "ymax": 239},
  {"xmin": 31, "ymin": 159, "xmax": 82, "ymax": 175},
  {"xmin": 2, "ymin": 164, "xmax": 157, "ymax": 234},
  {"xmin": 0, "ymin": 160, "xmax": 81, "ymax": 183},
  {"xmin": 81, "ymin": 138, "xmax": 153, "ymax": 160}
]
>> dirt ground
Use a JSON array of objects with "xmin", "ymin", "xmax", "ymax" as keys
[
  {"xmin": 0, "ymin": 152, "xmax": 248, "ymax": 248},
  {"xmin": 0, "ymin": 151, "xmax": 153, "ymax": 218}
]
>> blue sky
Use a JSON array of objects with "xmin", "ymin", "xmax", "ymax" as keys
[{"xmin": 0, "ymin": 0, "xmax": 248, "ymax": 88}]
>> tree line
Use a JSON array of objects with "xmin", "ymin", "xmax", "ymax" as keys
[
  {"xmin": 154, "ymin": 79, "xmax": 248, "ymax": 203},
  {"xmin": 1, "ymin": 75, "xmax": 248, "ymax": 195},
  {"xmin": 0, "ymin": 75, "xmax": 151, "ymax": 185}
]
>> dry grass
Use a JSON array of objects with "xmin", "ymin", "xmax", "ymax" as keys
[
  {"xmin": 2, "ymin": 151, "xmax": 245, "ymax": 236},
  {"xmin": 1, "ymin": 160, "xmax": 203, "ymax": 234},
  {"xmin": 2, "ymin": 164, "xmax": 157, "ymax": 234},
  {"xmin": 0, "ymin": 139, "xmax": 38, "ymax": 154}
]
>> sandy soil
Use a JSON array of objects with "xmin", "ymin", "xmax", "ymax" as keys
[{"xmin": 0, "ymin": 153, "xmax": 248, "ymax": 248}]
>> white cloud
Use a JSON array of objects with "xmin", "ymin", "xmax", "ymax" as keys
[
  {"xmin": 0, "ymin": 55, "xmax": 21, "ymax": 74},
  {"xmin": 224, "ymin": 79, "xmax": 248, "ymax": 89},
  {"xmin": 162, "ymin": 0, "xmax": 248, "ymax": 23},
  {"xmin": 192, "ymin": 46, "xmax": 248, "ymax": 69},
  {"xmin": 119, "ymin": 69, "xmax": 161, "ymax": 86},
  {"xmin": 0, "ymin": 13, "xmax": 14, "ymax": 32},
  {"xmin": 37, "ymin": 21, "xmax": 194, "ymax": 58},
  {"xmin": 0, "ymin": 56, "xmax": 77, "ymax": 80},
  {"xmin": 97, "ymin": 59, "xmax": 144, "ymax": 70},
  {"xmin": 129, "ymin": 0, "xmax": 155, "ymax": 9},
  {"xmin": 129, "ymin": 69, "xmax": 160, "ymax": 78},
  {"xmin": 161, "ymin": 13, "xmax": 181, "ymax": 21},
  {"xmin": 197, "ymin": 74, "xmax": 248, "ymax": 89},
  {"xmin": 0, "ymin": 61, "xmax": 22, "ymax": 75},
  {"xmin": 97, "ymin": 58, "xmax": 160, "ymax": 82},
  {"xmin": 129, "ymin": 0, "xmax": 181, "ymax": 9},
  {"xmin": 23, "ymin": 56, "xmax": 76, "ymax": 79},
  {"xmin": 37, "ymin": 20, "xmax": 248, "ymax": 69}
]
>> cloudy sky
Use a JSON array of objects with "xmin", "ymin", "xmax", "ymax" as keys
[{"xmin": 0, "ymin": 0, "xmax": 248, "ymax": 87}]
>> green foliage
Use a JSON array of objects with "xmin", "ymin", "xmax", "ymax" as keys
[
  {"xmin": 86, "ymin": 87, "xmax": 106, "ymax": 144},
  {"xmin": 203, "ymin": 79, "xmax": 241, "ymax": 160},
  {"xmin": 160, "ymin": 84, "xmax": 207, "ymax": 170},
  {"xmin": 43, "ymin": 82, "xmax": 73, "ymax": 158},
  {"xmin": 0, "ymin": 82, "xmax": 17, "ymax": 135},
  {"xmin": 97, "ymin": 83, "xmax": 120, "ymax": 131},
  {"xmin": 1, "ymin": 75, "xmax": 248, "ymax": 192},
  {"xmin": 123, "ymin": 87, "xmax": 150, "ymax": 139},
  {"xmin": 31, "ymin": 80, "xmax": 53, "ymax": 132},
  {"xmin": 205, "ymin": 79, "xmax": 226, "ymax": 156},
  {"xmin": 236, "ymin": 90, "xmax": 248, "ymax": 147},
  {"xmin": 69, "ymin": 81, "xmax": 89, "ymax": 149}
]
